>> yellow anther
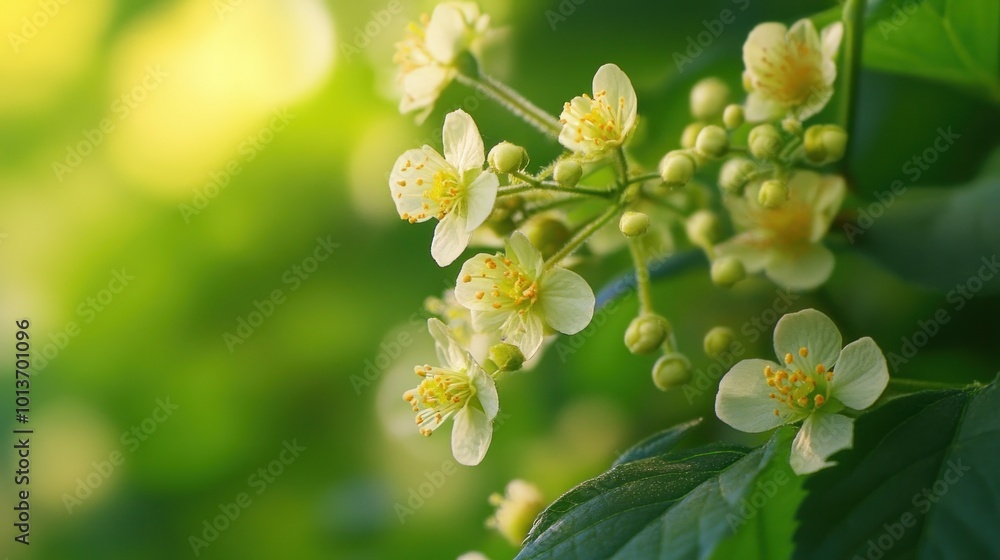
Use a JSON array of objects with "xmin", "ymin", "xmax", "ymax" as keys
[
  {"xmin": 475, "ymin": 291, "xmax": 485, "ymax": 300},
  {"xmin": 462, "ymin": 274, "xmax": 472, "ymax": 283},
  {"xmin": 764, "ymin": 365, "xmax": 774, "ymax": 377},
  {"xmin": 816, "ymin": 364, "xmax": 826, "ymax": 374},
  {"xmin": 814, "ymin": 394, "xmax": 825, "ymax": 407},
  {"xmin": 797, "ymin": 397, "xmax": 808, "ymax": 407},
  {"xmin": 785, "ymin": 353, "xmax": 794, "ymax": 364},
  {"xmin": 799, "ymin": 347, "xmax": 808, "ymax": 358}
]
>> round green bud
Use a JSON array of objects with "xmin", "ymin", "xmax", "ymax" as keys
[
  {"xmin": 781, "ymin": 116, "xmax": 802, "ymax": 135},
  {"xmin": 685, "ymin": 209, "xmax": 720, "ymax": 250},
  {"xmin": 523, "ymin": 217, "xmax": 571, "ymax": 259},
  {"xmin": 757, "ymin": 179, "xmax": 789, "ymax": 209},
  {"xmin": 695, "ymin": 125, "xmax": 729, "ymax": 158},
  {"xmin": 804, "ymin": 124, "xmax": 848, "ymax": 164},
  {"xmin": 719, "ymin": 158, "xmax": 756, "ymax": 194},
  {"xmin": 722, "ymin": 104, "xmax": 744, "ymax": 130},
  {"xmin": 619, "ymin": 211, "xmax": 650, "ymax": 238},
  {"xmin": 488, "ymin": 141, "xmax": 527, "ymax": 174},
  {"xmin": 690, "ymin": 77, "xmax": 730, "ymax": 121},
  {"xmin": 680, "ymin": 122, "xmax": 705, "ymax": 150},
  {"xmin": 554, "ymin": 159, "xmax": 583, "ymax": 188},
  {"xmin": 703, "ymin": 326, "xmax": 736, "ymax": 357},
  {"xmin": 748, "ymin": 124, "xmax": 781, "ymax": 160},
  {"xmin": 489, "ymin": 343, "xmax": 525, "ymax": 372},
  {"xmin": 625, "ymin": 314, "xmax": 671, "ymax": 355},
  {"xmin": 710, "ymin": 256, "xmax": 746, "ymax": 288},
  {"xmin": 659, "ymin": 151, "xmax": 696, "ymax": 188},
  {"xmin": 652, "ymin": 352, "xmax": 692, "ymax": 390}
]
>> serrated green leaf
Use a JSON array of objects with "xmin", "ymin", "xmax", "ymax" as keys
[
  {"xmin": 612, "ymin": 418, "xmax": 702, "ymax": 467},
  {"xmin": 862, "ymin": 0, "xmax": 1000, "ymax": 103},
  {"xmin": 518, "ymin": 427, "xmax": 800, "ymax": 560},
  {"xmin": 854, "ymin": 148, "xmax": 1000, "ymax": 294},
  {"xmin": 793, "ymin": 376, "xmax": 1000, "ymax": 560}
]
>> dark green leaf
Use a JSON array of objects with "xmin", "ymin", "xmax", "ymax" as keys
[
  {"xmin": 862, "ymin": 0, "xmax": 1000, "ymax": 103},
  {"xmin": 794, "ymin": 376, "xmax": 1000, "ymax": 559},
  {"xmin": 612, "ymin": 418, "xmax": 702, "ymax": 467},
  {"xmin": 853, "ymin": 148, "xmax": 1000, "ymax": 294},
  {"xmin": 518, "ymin": 427, "xmax": 799, "ymax": 560}
]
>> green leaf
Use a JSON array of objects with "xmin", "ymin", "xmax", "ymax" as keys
[
  {"xmin": 853, "ymin": 148, "xmax": 1000, "ymax": 294},
  {"xmin": 862, "ymin": 0, "xmax": 1000, "ymax": 103},
  {"xmin": 794, "ymin": 375, "xmax": 1000, "ymax": 559},
  {"xmin": 612, "ymin": 418, "xmax": 702, "ymax": 467},
  {"xmin": 518, "ymin": 426, "xmax": 800, "ymax": 560}
]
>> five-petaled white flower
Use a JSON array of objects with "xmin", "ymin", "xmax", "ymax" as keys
[
  {"xmin": 742, "ymin": 19, "xmax": 843, "ymax": 122},
  {"xmin": 404, "ymin": 318, "xmax": 499, "ymax": 466},
  {"xmin": 714, "ymin": 170, "xmax": 845, "ymax": 290},
  {"xmin": 559, "ymin": 63, "xmax": 638, "ymax": 159},
  {"xmin": 390, "ymin": 109, "xmax": 499, "ymax": 267},
  {"xmin": 715, "ymin": 308, "xmax": 889, "ymax": 475},
  {"xmin": 455, "ymin": 232, "xmax": 595, "ymax": 358},
  {"xmin": 394, "ymin": 2, "xmax": 491, "ymax": 120}
]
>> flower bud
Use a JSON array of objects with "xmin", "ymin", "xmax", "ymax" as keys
[
  {"xmin": 719, "ymin": 158, "xmax": 756, "ymax": 194},
  {"xmin": 652, "ymin": 352, "xmax": 692, "ymax": 390},
  {"xmin": 659, "ymin": 151, "xmax": 696, "ymax": 188},
  {"xmin": 554, "ymin": 159, "xmax": 583, "ymax": 187},
  {"xmin": 487, "ymin": 480, "xmax": 545, "ymax": 546},
  {"xmin": 489, "ymin": 343, "xmax": 525, "ymax": 372},
  {"xmin": 523, "ymin": 217, "xmax": 571, "ymax": 259},
  {"xmin": 685, "ymin": 210, "xmax": 720, "ymax": 250},
  {"xmin": 757, "ymin": 179, "xmax": 788, "ymax": 209},
  {"xmin": 748, "ymin": 124, "xmax": 781, "ymax": 160},
  {"xmin": 695, "ymin": 125, "xmax": 729, "ymax": 158},
  {"xmin": 690, "ymin": 77, "xmax": 729, "ymax": 121},
  {"xmin": 722, "ymin": 104, "xmax": 744, "ymax": 129},
  {"xmin": 710, "ymin": 256, "xmax": 746, "ymax": 288},
  {"xmin": 625, "ymin": 314, "xmax": 671, "ymax": 355},
  {"xmin": 804, "ymin": 124, "xmax": 848, "ymax": 164},
  {"xmin": 619, "ymin": 211, "xmax": 650, "ymax": 238},
  {"xmin": 680, "ymin": 123, "xmax": 705, "ymax": 149},
  {"xmin": 488, "ymin": 142, "xmax": 527, "ymax": 174},
  {"xmin": 703, "ymin": 326, "xmax": 736, "ymax": 357},
  {"xmin": 781, "ymin": 116, "xmax": 802, "ymax": 135}
]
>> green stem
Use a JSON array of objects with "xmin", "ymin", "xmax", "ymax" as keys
[
  {"xmin": 625, "ymin": 172, "xmax": 661, "ymax": 185},
  {"xmin": 838, "ymin": 0, "xmax": 864, "ymax": 141},
  {"xmin": 497, "ymin": 182, "xmax": 612, "ymax": 199},
  {"xmin": 614, "ymin": 147, "xmax": 630, "ymax": 187},
  {"xmin": 627, "ymin": 238, "xmax": 654, "ymax": 313},
  {"xmin": 455, "ymin": 73, "xmax": 562, "ymax": 137},
  {"xmin": 545, "ymin": 203, "xmax": 621, "ymax": 268}
]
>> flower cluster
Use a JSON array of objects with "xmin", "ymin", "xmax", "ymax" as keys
[{"xmin": 387, "ymin": 4, "xmax": 859, "ymax": 481}]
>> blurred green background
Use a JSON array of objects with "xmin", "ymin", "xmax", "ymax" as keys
[{"xmin": 0, "ymin": 0, "xmax": 997, "ymax": 559}]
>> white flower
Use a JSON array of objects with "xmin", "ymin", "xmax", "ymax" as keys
[
  {"xmin": 558, "ymin": 63, "xmax": 638, "ymax": 158},
  {"xmin": 742, "ymin": 19, "xmax": 843, "ymax": 122},
  {"xmin": 404, "ymin": 318, "xmax": 499, "ymax": 466},
  {"xmin": 487, "ymin": 479, "xmax": 546, "ymax": 545},
  {"xmin": 455, "ymin": 232, "xmax": 594, "ymax": 358},
  {"xmin": 390, "ymin": 109, "xmax": 499, "ymax": 267},
  {"xmin": 394, "ymin": 2, "xmax": 490, "ymax": 120},
  {"xmin": 715, "ymin": 308, "xmax": 889, "ymax": 475},
  {"xmin": 714, "ymin": 170, "xmax": 845, "ymax": 290}
]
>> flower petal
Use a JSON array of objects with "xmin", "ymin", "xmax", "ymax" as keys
[
  {"xmin": 593, "ymin": 63, "xmax": 637, "ymax": 141},
  {"xmin": 469, "ymin": 308, "xmax": 508, "ymax": 331},
  {"xmin": 470, "ymin": 366, "xmax": 499, "ymax": 420},
  {"xmin": 743, "ymin": 91, "xmax": 785, "ymax": 122},
  {"xmin": 400, "ymin": 64, "xmax": 452, "ymax": 113},
  {"xmin": 506, "ymin": 232, "xmax": 544, "ymax": 279},
  {"xmin": 831, "ymin": 337, "xmax": 889, "ymax": 410},
  {"xmin": 716, "ymin": 358, "xmax": 796, "ymax": 433},
  {"xmin": 432, "ymin": 211, "xmax": 472, "ymax": 267},
  {"xmin": 455, "ymin": 253, "xmax": 501, "ymax": 310},
  {"xmin": 743, "ymin": 22, "xmax": 790, "ymax": 79},
  {"xmin": 425, "ymin": 3, "xmax": 469, "ymax": 63},
  {"xmin": 790, "ymin": 412, "xmax": 852, "ymax": 475},
  {"xmin": 809, "ymin": 174, "xmax": 846, "ymax": 242},
  {"xmin": 427, "ymin": 318, "xmax": 468, "ymax": 371},
  {"xmin": 821, "ymin": 22, "xmax": 844, "ymax": 61},
  {"xmin": 443, "ymin": 109, "xmax": 485, "ymax": 173},
  {"xmin": 463, "ymin": 170, "xmax": 498, "ymax": 232},
  {"xmin": 793, "ymin": 86, "xmax": 833, "ymax": 121},
  {"xmin": 772, "ymin": 308, "xmax": 842, "ymax": 374},
  {"xmin": 502, "ymin": 310, "xmax": 544, "ymax": 358},
  {"xmin": 389, "ymin": 148, "xmax": 439, "ymax": 221},
  {"xmin": 765, "ymin": 243, "xmax": 835, "ymax": 291},
  {"xmin": 451, "ymin": 405, "xmax": 493, "ymax": 466},
  {"xmin": 714, "ymin": 232, "xmax": 774, "ymax": 274},
  {"xmin": 538, "ymin": 267, "xmax": 594, "ymax": 335}
]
